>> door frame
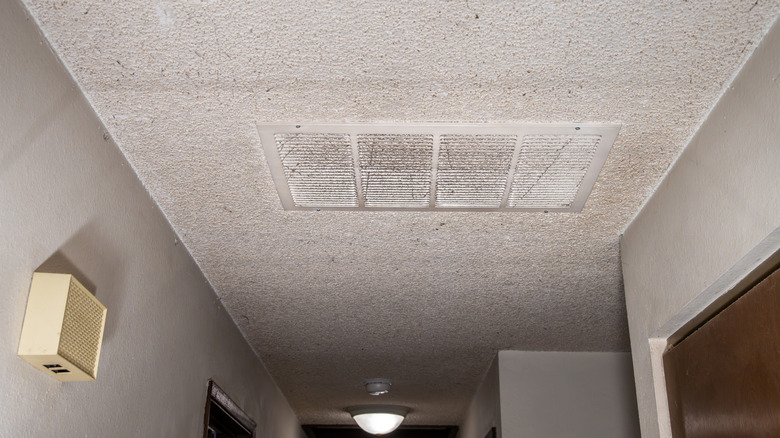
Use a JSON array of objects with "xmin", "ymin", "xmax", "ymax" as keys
[{"xmin": 647, "ymin": 227, "xmax": 780, "ymax": 438}]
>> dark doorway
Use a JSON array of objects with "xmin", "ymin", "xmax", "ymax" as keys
[{"xmin": 204, "ymin": 380, "xmax": 257, "ymax": 438}]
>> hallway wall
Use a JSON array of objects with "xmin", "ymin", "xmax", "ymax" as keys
[
  {"xmin": 0, "ymin": 1, "xmax": 302, "ymax": 436},
  {"xmin": 458, "ymin": 351, "xmax": 640, "ymax": 438},
  {"xmin": 459, "ymin": 356, "xmax": 500, "ymax": 438},
  {"xmin": 498, "ymin": 351, "xmax": 640, "ymax": 438},
  {"xmin": 621, "ymin": 17, "xmax": 780, "ymax": 438}
]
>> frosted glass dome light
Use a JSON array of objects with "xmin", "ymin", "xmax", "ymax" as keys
[
  {"xmin": 353, "ymin": 413, "xmax": 404, "ymax": 435},
  {"xmin": 347, "ymin": 405, "xmax": 410, "ymax": 435}
]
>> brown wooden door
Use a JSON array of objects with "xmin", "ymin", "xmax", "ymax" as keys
[{"xmin": 664, "ymin": 267, "xmax": 780, "ymax": 437}]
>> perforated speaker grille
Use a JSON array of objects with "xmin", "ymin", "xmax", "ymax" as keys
[
  {"xmin": 259, "ymin": 123, "xmax": 619, "ymax": 212},
  {"xmin": 59, "ymin": 279, "xmax": 105, "ymax": 378}
]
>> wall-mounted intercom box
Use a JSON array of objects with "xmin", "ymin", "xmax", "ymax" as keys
[{"xmin": 18, "ymin": 273, "xmax": 107, "ymax": 382}]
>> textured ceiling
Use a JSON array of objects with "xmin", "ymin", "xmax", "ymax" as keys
[{"xmin": 22, "ymin": 0, "xmax": 780, "ymax": 426}]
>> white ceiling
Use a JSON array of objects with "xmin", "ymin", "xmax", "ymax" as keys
[{"xmin": 22, "ymin": 0, "xmax": 779, "ymax": 426}]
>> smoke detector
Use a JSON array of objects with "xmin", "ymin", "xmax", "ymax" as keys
[
  {"xmin": 364, "ymin": 378, "xmax": 392, "ymax": 396},
  {"xmin": 258, "ymin": 122, "xmax": 619, "ymax": 212}
]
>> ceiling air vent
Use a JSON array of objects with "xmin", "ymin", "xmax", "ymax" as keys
[{"xmin": 258, "ymin": 123, "xmax": 619, "ymax": 212}]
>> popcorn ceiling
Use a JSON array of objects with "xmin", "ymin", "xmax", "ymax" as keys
[{"xmin": 21, "ymin": 0, "xmax": 780, "ymax": 425}]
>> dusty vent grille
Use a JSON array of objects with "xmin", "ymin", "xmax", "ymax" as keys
[
  {"xmin": 509, "ymin": 135, "xmax": 601, "ymax": 208},
  {"xmin": 358, "ymin": 134, "xmax": 433, "ymax": 207},
  {"xmin": 276, "ymin": 133, "xmax": 356, "ymax": 207},
  {"xmin": 437, "ymin": 134, "xmax": 517, "ymax": 208},
  {"xmin": 259, "ymin": 123, "xmax": 619, "ymax": 212}
]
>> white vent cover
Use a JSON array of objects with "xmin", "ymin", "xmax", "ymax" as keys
[{"xmin": 258, "ymin": 123, "xmax": 619, "ymax": 211}]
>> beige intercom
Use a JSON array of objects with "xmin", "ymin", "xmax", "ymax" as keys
[{"xmin": 18, "ymin": 273, "xmax": 107, "ymax": 382}]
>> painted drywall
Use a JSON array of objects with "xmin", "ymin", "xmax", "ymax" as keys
[
  {"xmin": 0, "ymin": 1, "xmax": 303, "ymax": 437},
  {"xmin": 620, "ymin": 16, "xmax": 780, "ymax": 438},
  {"xmin": 496, "ymin": 351, "xmax": 640, "ymax": 438},
  {"xmin": 458, "ymin": 357, "xmax": 501, "ymax": 438}
]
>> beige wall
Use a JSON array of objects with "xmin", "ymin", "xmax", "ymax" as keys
[
  {"xmin": 0, "ymin": 1, "xmax": 302, "ymax": 436},
  {"xmin": 621, "ymin": 17, "xmax": 780, "ymax": 438},
  {"xmin": 459, "ymin": 351, "xmax": 640, "ymax": 438},
  {"xmin": 497, "ymin": 351, "xmax": 640, "ymax": 438},
  {"xmin": 458, "ymin": 356, "xmax": 500, "ymax": 438}
]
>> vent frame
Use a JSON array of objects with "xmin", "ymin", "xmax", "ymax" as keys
[{"xmin": 259, "ymin": 123, "xmax": 620, "ymax": 212}]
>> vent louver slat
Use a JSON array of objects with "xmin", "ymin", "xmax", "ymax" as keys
[
  {"xmin": 275, "ymin": 133, "xmax": 357, "ymax": 207},
  {"xmin": 358, "ymin": 134, "xmax": 433, "ymax": 207},
  {"xmin": 509, "ymin": 135, "xmax": 601, "ymax": 208},
  {"xmin": 436, "ymin": 135, "xmax": 517, "ymax": 208},
  {"xmin": 259, "ymin": 124, "xmax": 619, "ymax": 211}
]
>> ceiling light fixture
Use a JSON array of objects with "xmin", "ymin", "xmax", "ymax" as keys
[
  {"xmin": 347, "ymin": 405, "xmax": 410, "ymax": 435},
  {"xmin": 364, "ymin": 378, "xmax": 392, "ymax": 396}
]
